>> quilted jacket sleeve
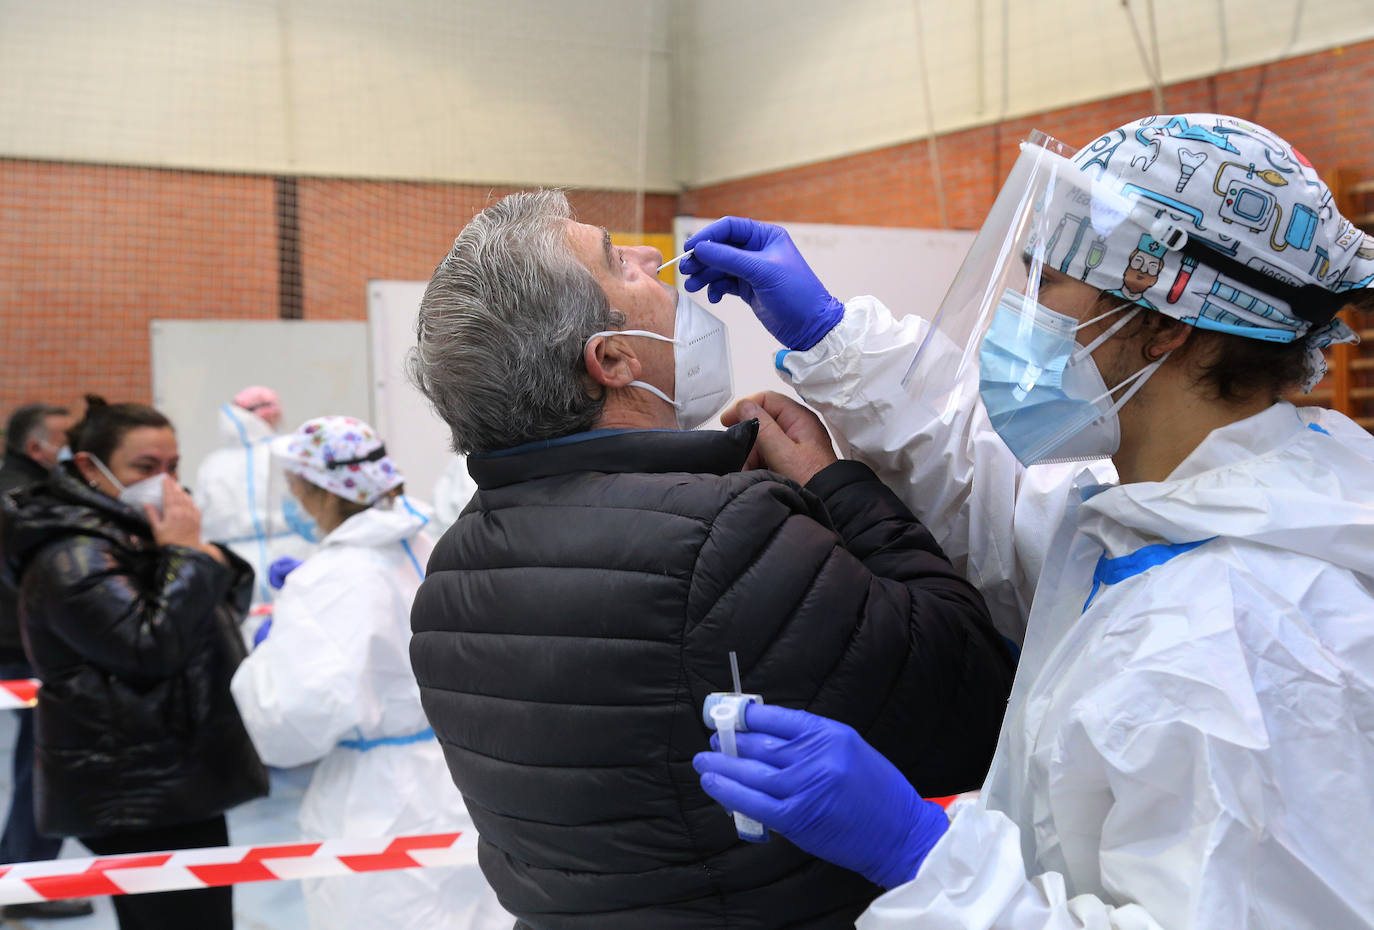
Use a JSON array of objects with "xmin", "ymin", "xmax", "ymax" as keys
[{"xmin": 683, "ymin": 461, "xmax": 1014, "ymax": 797}]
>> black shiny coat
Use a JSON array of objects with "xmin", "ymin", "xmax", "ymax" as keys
[
  {"xmin": 0, "ymin": 465, "xmax": 268, "ymax": 837},
  {"xmin": 411, "ymin": 423, "xmax": 1014, "ymax": 930}
]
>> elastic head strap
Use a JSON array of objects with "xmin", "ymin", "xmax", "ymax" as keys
[
  {"xmin": 1178, "ymin": 238, "xmax": 1348, "ymax": 327},
  {"xmin": 325, "ymin": 445, "xmax": 388, "ymax": 469}
]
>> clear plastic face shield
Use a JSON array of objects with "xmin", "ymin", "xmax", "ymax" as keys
[
  {"xmin": 264, "ymin": 444, "xmax": 318, "ymax": 545},
  {"xmin": 901, "ymin": 131, "xmax": 1173, "ymax": 466}
]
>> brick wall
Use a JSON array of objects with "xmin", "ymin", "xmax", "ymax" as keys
[
  {"xmin": 0, "ymin": 160, "xmax": 279, "ymax": 418},
  {"xmin": 679, "ymin": 40, "xmax": 1374, "ymax": 229},
  {"xmin": 0, "ymin": 162, "xmax": 672, "ymax": 416},
  {"xmin": 296, "ymin": 180, "xmax": 676, "ymax": 321},
  {"xmin": 3, "ymin": 38, "xmax": 1371, "ymax": 421}
]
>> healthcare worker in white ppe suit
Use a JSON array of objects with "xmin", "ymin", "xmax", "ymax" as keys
[
  {"xmin": 431, "ymin": 453, "xmax": 478, "ymax": 532},
  {"xmin": 684, "ymin": 113, "xmax": 1374, "ymax": 928},
  {"xmin": 230, "ymin": 416, "xmax": 509, "ymax": 930},
  {"xmin": 194, "ymin": 386, "xmax": 314, "ymax": 605}
]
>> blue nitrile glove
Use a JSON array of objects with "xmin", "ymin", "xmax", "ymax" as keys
[
  {"xmin": 252, "ymin": 615, "xmax": 273, "ymax": 649},
  {"xmin": 268, "ymin": 556, "xmax": 303, "ymax": 590},
  {"xmin": 692, "ymin": 704, "xmax": 948, "ymax": 889},
  {"xmin": 681, "ymin": 217, "xmax": 844, "ymax": 351}
]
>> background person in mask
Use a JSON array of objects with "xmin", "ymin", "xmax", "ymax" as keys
[
  {"xmin": 230, "ymin": 415, "xmax": 509, "ymax": 930},
  {"xmin": 194, "ymin": 386, "xmax": 315, "ymax": 606},
  {"xmin": 685, "ymin": 114, "xmax": 1374, "ymax": 928},
  {"xmin": 0, "ymin": 403, "xmax": 91, "ymax": 922},
  {"xmin": 0, "ymin": 395, "xmax": 267, "ymax": 930},
  {"xmin": 405, "ymin": 189, "xmax": 1014, "ymax": 929}
]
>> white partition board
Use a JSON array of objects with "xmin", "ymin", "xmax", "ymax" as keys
[
  {"xmin": 366, "ymin": 220, "xmax": 975, "ymax": 489},
  {"xmin": 368, "ymin": 281, "xmax": 453, "ymax": 501},
  {"xmin": 673, "ymin": 217, "xmax": 976, "ymax": 405},
  {"xmin": 150, "ymin": 320, "xmax": 372, "ymax": 488}
]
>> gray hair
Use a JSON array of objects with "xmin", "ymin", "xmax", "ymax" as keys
[
  {"xmin": 5, "ymin": 403, "xmax": 69, "ymax": 458},
  {"xmin": 408, "ymin": 190, "xmax": 623, "ymax": 454}
]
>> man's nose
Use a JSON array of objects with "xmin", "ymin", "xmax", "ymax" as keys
[{"xmin": 628, "ymin": 244, "xmax": 663, "ymax": 270}]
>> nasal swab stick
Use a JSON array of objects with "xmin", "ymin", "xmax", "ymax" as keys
[{"xmin": 657, "ymin": 249, "xmax": 694, "ymax": 273}]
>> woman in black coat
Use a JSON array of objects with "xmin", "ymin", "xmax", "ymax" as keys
[{"xmin": 0, "ymin": 397, "xmax": 267, "ymax": 930}]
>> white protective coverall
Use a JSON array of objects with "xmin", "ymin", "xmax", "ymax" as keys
[
  {"xmin": 779, "ymin": 297, "xmax": 1374, "ymax": 929},
  {"xmin": 195, "ymin": 404, "xmax": 314, "ymax": 604},
  {"xmin": 230, "ymin": 499, "xmax": 510, "ymax": 930},
  {"xmin": 432, "ymin": 453, "xmax": 478, "ymax": 532}
]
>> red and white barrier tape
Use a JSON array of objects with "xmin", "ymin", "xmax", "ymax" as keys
[
  {"xmin": 0, "ymin": 679, "xmax": 39, "ymax": 710},
  {"xmin": 0, "ymin": 832, "xmax": 477, "ymax": 905}
]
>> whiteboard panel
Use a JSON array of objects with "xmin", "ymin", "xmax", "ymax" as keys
[
  {"xmin": 150, "ymin": 320, "xmax": 372, "ymax": 490},
  {"xmin": 368, "ymin": 281, "xmax": 454, "ymax": 502},
  {"xmin": 367, "ymin": 219, "xmax": 974, "ymax": 487}
]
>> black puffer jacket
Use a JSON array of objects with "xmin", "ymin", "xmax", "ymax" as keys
[
  {"xmin": 0, "ymin": 465, "xmax": 268, "ymax": 837},
  {"xmin": 411, "ymin": 423, "xmax": 1014, "ymax": 930},
  {"xmin": 0, "ymin": 451, "xmax": 49, "ymax": 662}
]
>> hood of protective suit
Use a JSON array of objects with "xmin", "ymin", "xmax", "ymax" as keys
[
  {"xmin": 218, "ymin": 404, "xmax": 275, "ymax": 446},
  {"xmin": 1081, "ymin": 402, "xmax": 1374, "ymax": 580},
  {"xmin": 321, "ymin": 497, "xmax": 430, "ymax": 549}
]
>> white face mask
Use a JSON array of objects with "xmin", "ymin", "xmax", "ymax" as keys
[
  {"xmin": 586, "ymin": 292, "xmax": 734, "ymax": 431},
  {"xmin": 88, "ymin": 455, "xmax": 167, "ymax": 516}
]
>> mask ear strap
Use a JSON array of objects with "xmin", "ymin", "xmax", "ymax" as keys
[
  {"xmin": 1089, "ymin": 350, "xmax": 1171, "ymax": 411},
  {"xmin": 1074, "ymin": 303, "xmax": 1132, "ymax": 333},
  {"xmin": 87, "ymin": 455, "xmax": 126, "ymax": 493},
  {"xmin": 583, "ymin": 329, "xmax": 679, "ymax": 351},
  {"xmin": 627, "ymin": 381, "xmax": 681, "ymax": 410},
  {"xmin": 1072, "ymin": 305, "xmax": 1141, "ymax": 363}
]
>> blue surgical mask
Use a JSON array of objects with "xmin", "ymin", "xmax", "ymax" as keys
[
  {"xmin": 282, "ymin": 496, "xmax": 319, "ymax": 543},
  {"xmin": 977, "ymin": 289, "xmax": 1167, "ymax": 466}
]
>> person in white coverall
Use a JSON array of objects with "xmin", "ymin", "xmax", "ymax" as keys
[
  {"xmin": 194, "ymin": 386, "xmax": 314, "ymax": 604},
  {"xmin": 684, "ymin": 114, "xmax": 1374, "ymax": 928},
  {"xmin": 431, "ymin": 453, "xmax": 478, "ymax": 531},
  {"xmin": 230, "ymin": 416, "xmax": 509, "ymax": 930}
]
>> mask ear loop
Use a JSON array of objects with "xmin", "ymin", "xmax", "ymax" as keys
[
  {"xmin": 1071, "ymin": 304, "xmax": 1140, "ymax": 362},
  {"xmin": 1085, "ymin": 351, "xmax": 1172, "ymax": 420},
  {"xmin": 583, "ymin": 329, "xmax": 684, "ymax": 412},
  {"xmin": 1068, "ymin": 303, "xmax": 1170, "ymax": 421},
  {"xmin": 87, "ymin": 455, "xmax": 128, "ymax": 493}
]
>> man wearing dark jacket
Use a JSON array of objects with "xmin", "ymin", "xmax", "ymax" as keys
[
  {"xmin": 408, "ymin": 191, "xmax": 1016, "ymax": 930},
  {"xmin": 0, "ymin": 404, "xmax": 91, "ymax": 921}
]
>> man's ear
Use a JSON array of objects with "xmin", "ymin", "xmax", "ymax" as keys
[{"xmin": 584, "ymin": 334, "xmax": 642, "ymax": 389}]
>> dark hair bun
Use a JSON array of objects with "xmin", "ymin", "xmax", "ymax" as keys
[{"xmin": 83, "ymin": 394, "xmax": 109, "ymax": 415}]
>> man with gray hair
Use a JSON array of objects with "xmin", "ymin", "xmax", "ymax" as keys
[{"xmin": 408, "ymin": 190, "xmax": 1014, "ymax": 930}]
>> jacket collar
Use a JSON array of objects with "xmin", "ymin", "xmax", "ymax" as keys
[
  {"xmin": 47, "ymin": 463, "xmax": 152, "ymax": 531},
  {"xmin": 468, "ymin": 420, "xmax": 759, "ymax": 490},
  {"xmin": 1, "ymin": 452, "xmax": 49, "ymax": 487},
  {"xmin": 1, "ymin": 464, "xmax": 152, "ymax": 583}
]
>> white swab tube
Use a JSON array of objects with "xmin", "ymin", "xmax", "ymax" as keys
[
  {"xmin": 706, "ymin": 695, "xmax": 767, "ymax": 842},
  {"xmin": 657, "ymin": 249, "xmax": 694, "ymax": 273}
]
